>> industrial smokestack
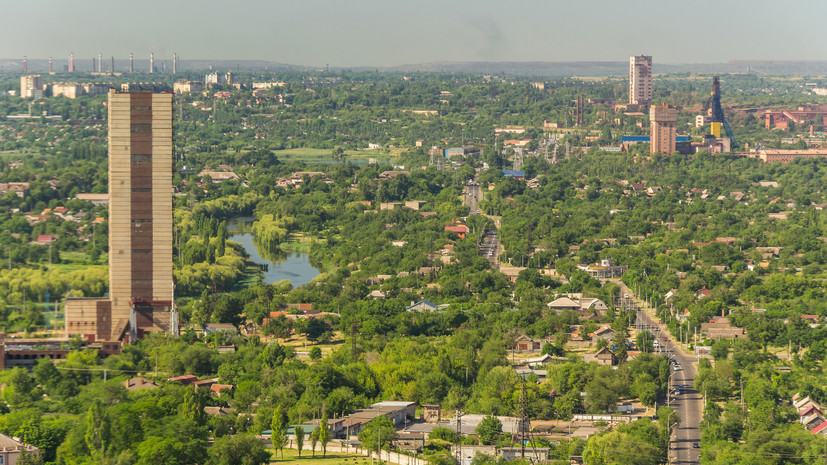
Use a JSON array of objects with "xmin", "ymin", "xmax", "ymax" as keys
[
  {"xmin": 22, "ymin": 56, "xmax": 27, "ymax": 73},
  {"xmin": 111, "ymin": 56, "xmax": 114, "ymax": 74},
  {"xmin": 49, "ymin": 57, "xmax": 53, "ymax": 74},
  {"xmin": 129, "ymin": 53, "xmax": 134, "ymax": 73},
  {"xmin": 150, "ymin": 53, "xmax": 154, "ymax": 73},
  {"xmin": 98, "ymin": 52, "xmax": 102, "ymax": 73}
]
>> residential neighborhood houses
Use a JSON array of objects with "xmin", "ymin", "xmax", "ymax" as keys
[{"xmin": 9, "ymin": 58, "xmax": 827, "ymax": 465}]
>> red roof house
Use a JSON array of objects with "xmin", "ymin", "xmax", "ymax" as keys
[
  {"xmin": 36, "ymin": 235, "xmax": 56, "ymax": 245},
  {"xmin": 167, "ymin": 374, "xmax": 198, "ymax": 386},
  {"xmin": 444, "ymin": 219, "xmax": 469, "ymax": 239}
]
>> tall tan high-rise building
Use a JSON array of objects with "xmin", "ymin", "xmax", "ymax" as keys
[
  {"xmin": 65, "ymin": 90, "xmax": 176, "ymax": 341},
  {"xmin": 108, "ymin": 90, "xmax": 174, "ymax": 329},
  {"xmin": 650, "ymin": 104, "xmax": 677, "ymax": 154},
  {"xmin": 629, "ymin": 55, "xmax": 652, "ymax": 106}
]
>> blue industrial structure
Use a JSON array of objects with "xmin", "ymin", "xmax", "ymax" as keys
[{"xmin": 621, "ymin": 135, "xmax": 690, "ymax": 143}]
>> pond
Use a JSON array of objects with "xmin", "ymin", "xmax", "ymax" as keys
[{"xmin": 227, "ymin": 217, "xmax": 321, "ymax": 287}]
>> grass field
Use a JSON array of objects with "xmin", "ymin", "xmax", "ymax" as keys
[
  {"xmin": 0, "ymin": 150, "xmax": 43, "ymax": 158},
  {"xmin": 273, "ymin": 147, "xmax": 402, "ymax": 164},
  {"xmin": 268, "ymin": 448, "xmax": 368, "ymax": 464},
  {"xmin": 51, "ymin": 251, "xmax": 107, "ymax": 272}
]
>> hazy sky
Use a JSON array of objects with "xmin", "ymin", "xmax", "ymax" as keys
[{"xmin": 4, "ymin": 0, "xmax": 826, "ymax": 67}]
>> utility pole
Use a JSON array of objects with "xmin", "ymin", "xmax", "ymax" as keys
[
  {"xmin": 667, "ymin": 369, "xmax": 672, "ymax": 465},
  {"xmin": 520, "ymin": 381, "xmax": 526, "ymax": 459},
  {"xmin": 455, "ymin": 409, "xmax": 462, "ymax": 465}
]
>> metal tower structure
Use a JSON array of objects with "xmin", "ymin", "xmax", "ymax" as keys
[
  {"xmin": 512, "ymin": 380, "xmax": 543, "ymax": 462},
  {"xmin": 708, "ymin": 76, "xmax": 739, "ymax": 149},
  {"xmin": 513, "ymin": 150, "xmax": 524, "ymax": 171}
]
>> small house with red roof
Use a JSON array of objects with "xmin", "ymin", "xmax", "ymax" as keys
[
  {"xmin": 35, "ymin": 235, "xmax": 56, "ymax": 245},
  {"xmin": 167, "ymin": 374, "xmax": 198, "ymax": 386},
  {"xmin": 210, "ymin": 384, "xmax": 234, "ymax": 396},
  {"xmin": 812, "ymin": 422, "xmax": 827, "ymax": 435},
  {"xmin": 802, "ymin": 413, "xmax": 825, "ymax": 431},
  {"xmin": 444, "ymin": 219, "xmax": 469, "ymax": 239},
  {"xmin": 801, "ymin": 404, "xmax": 823, "ymax": 419},
  {"xmin": 695, "ymin": 288, "xmax": 713, "ymax": 299},
  {"xmin": 192, "ymin": 378, "xmax": 218, "ymax": 389}
]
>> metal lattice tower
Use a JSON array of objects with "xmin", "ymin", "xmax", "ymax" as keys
[{"xmin": 708, "ymin": 76, "xmax": 739, "ymax": 149}]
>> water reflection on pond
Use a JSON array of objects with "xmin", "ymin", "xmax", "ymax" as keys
[{"xmin": 227, "ymin": 217, "xmax": 321, "ymax": 287}]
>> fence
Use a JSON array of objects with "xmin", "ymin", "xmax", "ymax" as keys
[{"xmin": 269, "ymin": 436, "xmax": 429, "ymax": 465}]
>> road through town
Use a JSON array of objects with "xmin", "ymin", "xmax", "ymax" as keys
[
  {"xmin": 465, "ymin": 180, "xmax": 501, "ymax": 266},
  {"xmin": 615, "ymin": 281, "xmax": 702, "ymax": 464}
]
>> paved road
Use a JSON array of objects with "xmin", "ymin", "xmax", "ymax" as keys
[
  {"xmin": 616, "ymin": 284, "xmax": 701, "ymax": 464},
  {"xmin": 479, "ymin": 228, "xmax": 499, "ymax": 265},
  {"xmin": 636, "ymin": 309, "xmax": 701, "ymax": 464},
  {"xmin": 465, "ymin": 181, "xmax": 482, "ymax": 215},
  {"xmin": 465, "ymin": 180, "xmax": 501, "ymax": 265}
]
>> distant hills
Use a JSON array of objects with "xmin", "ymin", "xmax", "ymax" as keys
[
  {"xmin": 386, "ymin": 60, "xmax": 827, "ymax": 76},
  {"xmin": 3, "ymin": 58, "xmax": 827, "ymax": 77}
]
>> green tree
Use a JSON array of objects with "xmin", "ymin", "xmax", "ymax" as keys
[
  {"xmin": 295, "ymin": 425, "xmax": 305, "ymax": 458},
  {"xmin": 309, "ymin": 346, "xmax": 322, "ymax": 360},
  {"xmin": 33, "ymin": 357, "xmax": 62, "ymax": 391},
  {"xmin": 585, "ymin": 371, "xmax": 619, "ymax": 413},
  {"xmin": 1, "ymin": 367, "xmax": 41, "ymax": 408},
  {"xmin": 17, "ymin": 449, "xmax": 44, "ymax": 465},
  {"xmin": 357, "ymin": 416, "xmax": 397, "ymax": 461},
  {"xmin": 270, "ymin": 405, "xmax": 288, "ymax": 459},
  {"xmin": 657, "ymin": 406, "xmax": 681, "ymax": 442},
  {"xmin": 84, "ymin": 401, "xmax": 111, "ymax": 460},
  {"xmin": 429, "ymin": 426, "xmax": 460, "ymax": 443},
  {"xmin": 134, "ymin": 437, "xmax": 180, "ymax": 465},
  {"xmin": 635, "ymin": 331, "xmax": 654, "ymax": 353},
  {"xmin": 318, "ymin": 414, "xmax": 331, "ymax": 457},
  {"xmin": 583, "ymin": 430, "xmax": 659, "ymax": 465},
  {"xmin": 631, "ymin": 375, "xmax": 658, "ymax": 407},
  {"xmin": 310, "ymin": 427, "xmax": 319, "ymax": 457},
  {"xmin": 710, "ymin": 339, "xmax": 729, "ymax": 361},
  {"xmin": 181, "ymin": 387, "xmax": 208, "ymax": 424},
  {"xmin": 476, "ymin": 415, "xmax": 503, "ymax": 445},
  {"xmin": 206, "ymin": 434, "xmax": 270, "ymax": 465}
]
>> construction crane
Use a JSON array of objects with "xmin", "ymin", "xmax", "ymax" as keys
[{"xmin": 708, "ymin": 76, "xmax": 739, "ymax": 149}]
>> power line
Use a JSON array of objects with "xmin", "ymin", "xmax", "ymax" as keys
[{"xmin": 54, "ymin": 366, "xmax": 190, "ymax": 377}]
